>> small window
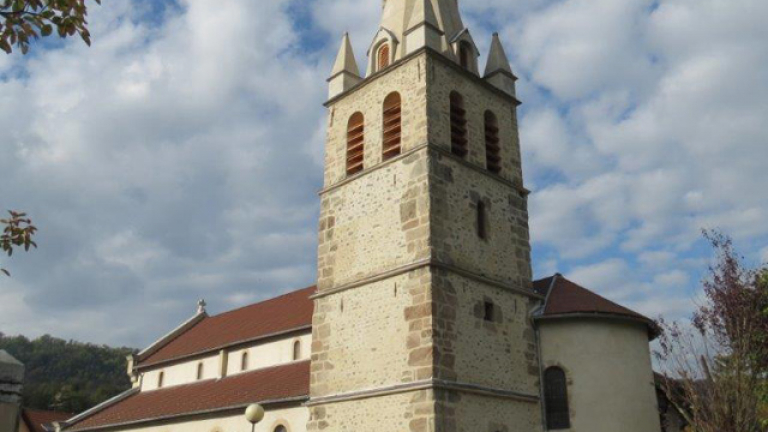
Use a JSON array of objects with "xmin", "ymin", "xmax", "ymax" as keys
[
  {"xmin": 293, "ymin": 340, "xmax": 302, "ymax": 361},
  {"xmin": 485, "ymin": 111, "xmax": 501, "ymax": 174},
  {"xmin": 274, "ymin": 426, "xmax": 287, "ymax": 432},
  {"xmin": 483, "ymin": 301, "xmax": 495, "ymax": 322},
  {"xmin": 378, "ymin": 43, "xmax": 390, "ymax": 70},
  {"xmin": 196, "ymin": 362, "xmax": 204, "ymax": 380},
  {"xmin": 459, "ymin": 41, "xmax": 473, "ymax": 70},
  {"xmin": 157, "ymin": 371, "xmax": 164, "ymax": 388},
  {"xmin": 346, "ymin": 112, "xmax": 365, "ymax": 175},
  {"xmin": 382, "ymin": 92, "xmax": 402, "ymax": 160},
  {"xmin": 544, "ymin": 367, "xmax": 571, "ymax": 429},
  {"xmin": 450, "ymin": 92, "xmax": 468, "ymax": 158},
  {"xmin": 477, "ymin": 201, "xmax": 487, "ymax": 240},
  {"xmin": 241, "ymin": 352, "xmax": 249, "ymax": 371}
]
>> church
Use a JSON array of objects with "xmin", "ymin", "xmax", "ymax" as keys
[{"xmin": 56, "ymin": 1, "xmax": 663, "ymax": 431}]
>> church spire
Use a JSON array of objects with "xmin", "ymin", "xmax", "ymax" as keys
[
  {"xmin": 328, "ymin": 32, "xmax": 362, "ymax": 99},
  {"xmin": 484, "ymin": 33, "xmax": 517, "ymax": 97},
  {"xmin": 370, "ymin": 0, "xmax": 467, "ymax": 73}
]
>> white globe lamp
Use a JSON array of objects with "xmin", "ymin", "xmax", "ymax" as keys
[{"xmin": 245, "ymin": 403, "xmax": 265, "ymax": 432}]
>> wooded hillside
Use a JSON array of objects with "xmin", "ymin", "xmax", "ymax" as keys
[{"xmin": 0, "ymin": 334, "xmax": 136, "ymax": 413}]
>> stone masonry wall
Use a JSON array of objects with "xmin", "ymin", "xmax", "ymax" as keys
[
  {"xmin": 318, "ymin": 54, "xmax": 432, "ymax": 292},
  {"xmin": 435, "ymin": 390, "xmax": 541, "ymax": 432},
  {"xmin": 426, "ymin": 53, "xmax": 531, "ymax": 288},
  {"xmin": 310, "ymin": 268, "xmax": 434, "ymax": 398},
  {"xmin": 426, "ymin": 55, "xmax": 524, "ymax": 189},
  {"xmin": 307, "ymin": 390, "xmax": 436, "ymax": 432},
  {"xmin": 432, "ymin": 269, "xmax": 540, "ymax": 393}
]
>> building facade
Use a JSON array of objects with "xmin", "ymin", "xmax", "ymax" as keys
[{"xmin": 59, "ymin": 1, "xmax": 663, "ymax": 432}]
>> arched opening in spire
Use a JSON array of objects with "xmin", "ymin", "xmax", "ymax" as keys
[
  {"xmin": 450, "ymin": 92, "xmax": 468, "ymax": 158},
  {"xmin": 459, "ymin": 41, "xmax": 473, "ymax": 70},
  {"xmin": 485, "ymin": 110, "xmax": 501, "ymax": 174},
  {"xmin": 382, "ymin": 92, "xmax": 402, "ymax": 160},
  {"xmin": 347, "ymin": 112, "xmax": 365, "ymax": 176},
  {"xmin": 377, "ymin": 43, "xmax": 391, "ymax": 71}
]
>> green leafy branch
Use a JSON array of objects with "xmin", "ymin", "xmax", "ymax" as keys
[
  {"xmin": 1, "ymin": 210, "xmax": 37, "ymax": 276},
  {"xmin": 0, "ymin": 0, "xmax": 102, "ymax": 54}
]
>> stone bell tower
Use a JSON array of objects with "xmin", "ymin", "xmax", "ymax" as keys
[{"xmin": 309, "ymin": 1, "xmax": 544, "ymax": 430}]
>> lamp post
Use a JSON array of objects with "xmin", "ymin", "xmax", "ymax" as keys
[{"xmin": 245, "ymin": 403, "xmax": 265, "ymax": 432}]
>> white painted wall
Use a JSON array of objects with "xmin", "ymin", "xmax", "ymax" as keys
[
  {"xmin": 226, "ymin": 334, "xmax": 312, "ymax": 377},
  {"xmin": 139, "ymin": 332, "xmax": 311, "ymax": 391},
  {"xmin": 539, "ymin": 318, "xmax": 661, "ymax": 432},
  {"xmin": 141, "ymin": 354, "xmax": 219, "ymax": 391}
]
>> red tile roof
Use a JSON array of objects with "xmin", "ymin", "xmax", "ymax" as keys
[
  {"xmin": 67, "ymin": 361, "xmax": 310, "ymax": 431},
  {"xmin": 534, "ymin": 274, "xmax": 657, "ymax": 335},
  {"xmin": 22, "ymin": 409, "xmax": 73, "ymax": 432},
  {"xmin": 139, "ymin": 286, "xmax": 316, "ymax": 368}
]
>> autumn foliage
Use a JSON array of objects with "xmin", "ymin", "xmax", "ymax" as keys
[
  {"xmin": 0, "ymin": 0, "xmax": 101, "ymax": 54},
  {"xmin": 656, "ymin": 231, "xmax": 768, "ymax": 432}
]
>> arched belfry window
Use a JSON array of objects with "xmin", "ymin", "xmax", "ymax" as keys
[
  {"xmin": 346, "ymin": 112, "xmax": 365, "ymax": 175},
  {"xmin": 274, "ymin": 426, "xmax": 287, "ymax": 432},
  {"xmin": 377, "ymin": 43, "xmax": 390, "ymax": 71},
  {"xmin": 450, "ymin": 92, "xmax": 468, "ymax": 158},
  {"xmin": 485, "ymin": 111, "xmax": 501, "ymax": 174},
  {"xmin": 544, "ymin": 367, "xmax": 571, "ymax": 430},
  {"xmin": 459, "ymin": 41, "xmax": 473, "ymax": 70},
  {"xmin": 293, "ymin": 340, "xmax": 302, "ymax": 361},
  {"xmin": 382, "ymin": 92, "xmax": 402, "ymax": 160}
]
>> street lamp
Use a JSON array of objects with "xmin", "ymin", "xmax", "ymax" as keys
[{"xmin": 244, "ymin": 403, "xmax": 265, "ymax": 432}]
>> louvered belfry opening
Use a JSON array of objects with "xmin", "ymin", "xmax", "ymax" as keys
[
  {"xmin": 382, "ymin": 92, "xmax": 402, "ymax": 161},
  {"xmin": 378, "ymin": 43, "xmax": 390, "ymax": 71},
  {"xmin": 544, "ymin": 367, "xmax": 571, "ymax": 430},
  {"xmin": 450, "ymin": 92, "xmax": 468, "ymax": 158},
  {"xmin": 346, "ymin": 112, "xmax": 365, "ymax": 175},
  {"xmin": 485, "ymin": 110, "xmax": 501, "ymax": 174}
]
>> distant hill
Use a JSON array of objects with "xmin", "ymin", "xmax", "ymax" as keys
[{"xmin": 0, "ymin": 333, "xmax": 137, "ymax": 414}]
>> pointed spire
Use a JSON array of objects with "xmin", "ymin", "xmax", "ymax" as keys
[
  {"xmin": 328, "ymin": 33, "xmax": 363, "ymax": 99},
  {"xmin": 484, "ymin": 33, "xmax": 514, "ymax": 78},
  {"xmin": 330, "ymin": 32, "xmax": 361, "ymax": 79},
  {"xmin": 484, "ymin": 33, "xmax": 518, "ymax": 98},
  {"xmin": 406, "ymin": 0, "xmax": 440, "ymax": 32}
]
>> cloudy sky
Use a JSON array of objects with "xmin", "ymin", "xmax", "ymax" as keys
[{"xmin": 1, "ymin": 0, "xmax": 766, "ymax": 348}]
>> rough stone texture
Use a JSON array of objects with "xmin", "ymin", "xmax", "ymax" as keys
[
  {"xmin": 307, "ymin": 390, "xmax": 435, "ymax": 432},
  {"xmin": 310, "ymin": 268, "xmax": 434, "ymax": 398},
  {"xmin": 435, "ymin": 390, "xmax": 541, "ymax": 432},
  {"xmin": 311, "ymin": 50, "xmax": 542, "ymax": 431},
  {"xmin": 433, "ymin": 270, "xmax": 539, "ymax": 393}
]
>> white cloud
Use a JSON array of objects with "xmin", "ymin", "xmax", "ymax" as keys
[
  {"xmin": 1, "ymin": 0, "xmax": 765, "ymax": 346},
  {"xmin": 654, "ymin": 270, "xmax": 690, "ymax": 288}
]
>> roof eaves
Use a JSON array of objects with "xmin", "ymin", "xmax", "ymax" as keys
[
  {"xmin": 61, "ymin": 388, "xmax": 140, "ymax": 431},
  {"xmin": 136, "ymin": 312, "xmax": 207, "ymax": 363},
  {"xmin": 534, "ymin": 311, "xmax": 660, "ymax": 340},
  {"xmin": 66, "ymin": 395, "xmax": 308, "ymax": 432},
  {"xmin": 536, "ymin": 273, "xmax": 560, "ymax": 317}
]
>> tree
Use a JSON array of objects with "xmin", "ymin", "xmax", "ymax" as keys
[
  {"xmin": 656, "ymin": 231, "xmax": 768, "ymax": 431},
  {"xmin": 1, "ymin": 210, "xmax": 37, "ymax": 276},
  {"xmin": 0, "ymin": 0, "xmax": 102, "ymax": 55}
]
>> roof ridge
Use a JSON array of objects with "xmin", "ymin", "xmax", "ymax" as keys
[{"xmin": 208, "ymin": 285, "xmax": 316, "ymax": 319}]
